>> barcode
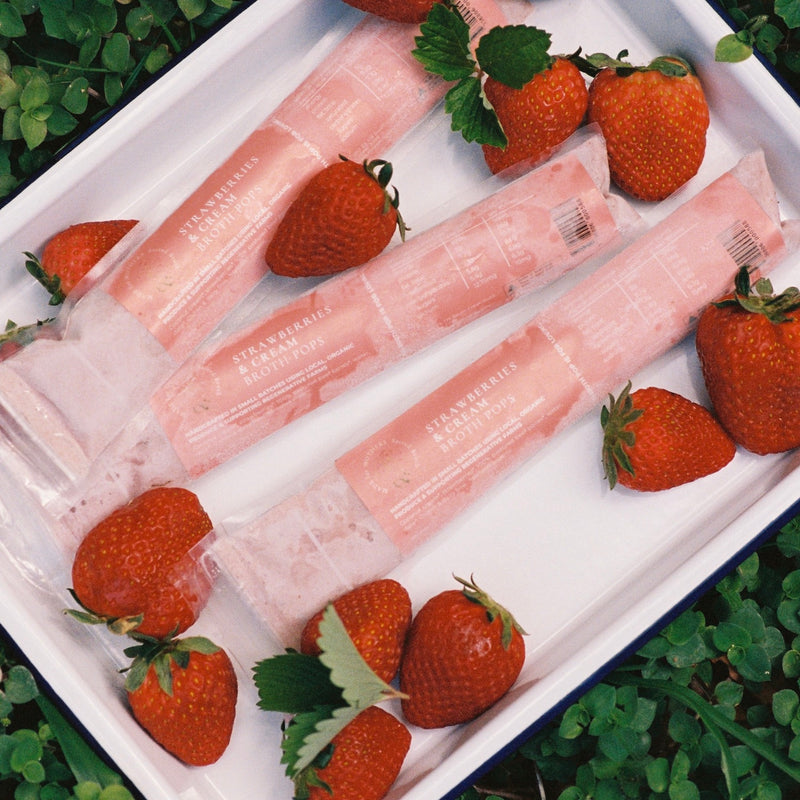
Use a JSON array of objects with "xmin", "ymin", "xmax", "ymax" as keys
[
  {"xmin": 552, "ymin": 197, "xmax": 595, "ymax": 255},
  {"xmin": 452, "ymin": 0, "xmax": 483, "ymax": 33},
  {"xmin": 718, "ymin": 220, "xmax": 767, "ymax": 270}
]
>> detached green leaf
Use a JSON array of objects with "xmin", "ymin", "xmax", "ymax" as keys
[
  {"xmin": 475, "ymin": 25, "xmax": 552, "ymax": 88},
  {"xmin": 715, "ymin": 32, "xmax": 753, "ymax": 63}
]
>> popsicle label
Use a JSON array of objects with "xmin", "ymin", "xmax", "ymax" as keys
[
  {"xmin": 102, "ymin": 2, "xmax": 508, "ymax": 361},
  {"xmin": 335, "ymin": 168, "xmax": 788, "ymax": 553},
  {"xmin": 150, "ymin": 150, "xmax": 623, "ymax": 476}
]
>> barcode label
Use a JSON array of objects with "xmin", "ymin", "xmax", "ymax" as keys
[
  {"xmin": 718, "ymin": 220, "xmax": 767, "ymax": 270},
  {"xmin": 451, "ymin": 0, "xmax": 484, "ymax": 34},
  {"xmin": 552, "ymin": 197, "xmax": 595, "ymax": 256}
]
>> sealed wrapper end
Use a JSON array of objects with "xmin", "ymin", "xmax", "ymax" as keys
[
  {"xmin": 0, "ymin": 0, "xmax": 511, "ymax": 495},
  {"xmin": 210, "ymin": 151, "xmax": 800, "ymax": 645}
]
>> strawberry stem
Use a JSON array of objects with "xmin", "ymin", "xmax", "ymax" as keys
[
  {"xmin": 714, "ymin": 265, "xmax": 800, "ymax": 323},
  {"xmin": 454, "ymin": 574, "xmax": 527, "ymax": 648}
]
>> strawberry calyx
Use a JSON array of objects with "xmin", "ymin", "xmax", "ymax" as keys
[
  {"xmin": 23, "ymin": 251, "xmax": 66, "ymax": 305},
  {"xmin": 455, "ymin": 574, "xmax": 527, "ymax": 648},
  {"xmin": 600, "ymin": 380, "xmax": 643, "ymax": 490},
  {"xmin": 412, "ymin": 3, "xmax": 556, "ymax": 147},
  {"xmin": 353, "ymin": 155, "xmax": 409, "ymax": 242},
  {"xmin": 713, "ymin": 265, "xmax": 800, "ymax": 324},
  {"xmin": 122, "ymin": 630, "xmax": 221, "ymax": 695},
  {"xmin": 290, "ymin": 740, "xmax": 334, "ymax": 800},
  {"xmin": 573, "ymin": 49, "xmax": 693, "ymax": 79},
  {"xmin": 64, "ymin": 588, "xmax": 144, "ymax": 636}
]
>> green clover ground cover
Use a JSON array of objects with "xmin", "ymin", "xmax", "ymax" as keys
[
  {"xmin": 713, "ymin": 0, "xmax": 800, "ymax": 94},
  {"xmin": 0, "ymin": 0, "xmax": 243, "ymax": 201},
  {"xmin": 458, "ymin": 512, "xmax": 800, "ymax": 800},
  {"xmin": 0, "ymin": 627, "xmax": 141, "ymax": 800}
]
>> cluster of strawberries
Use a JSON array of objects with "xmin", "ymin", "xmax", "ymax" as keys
[
  {"xmin": 66, "ymin": 487, "xmax": 238, "ymax": 768},
  {"xmin": 257, "ymin": 575, "xmax": 526, "ymax": 800}
]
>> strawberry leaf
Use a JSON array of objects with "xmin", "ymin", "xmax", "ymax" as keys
[
  {"xmin": 316, "ymin": 605, "xmax": 404, "ymax": 707},
  {"xmin": 412, "ymin": 2, "xmax": 475, "ymax": 81},
  {"xmin": 445, "ymin": 76, "xmax": 507, "ymax": 147},
  {"xmin": 475, "ymin": 25, "xmax": 552, "ymax": 88},
  {"xmin": 281, "ymin": 704, "xmax": 363, "ymax": 777},
  {"xmin": 253, "ymin": 652, "xmax": 344, "ymax": 713}
]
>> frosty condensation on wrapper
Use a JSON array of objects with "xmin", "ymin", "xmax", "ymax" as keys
[
  {"xmin": 210, "ymin": 151, "xmax": 800, "ymax": 644},
  {"xmin": 47, "ymin": 131, "xmax": 640, "ymax": 549},
  {"xmin": 0, "ymin": 0, "xmax": 514, "ymax": 494}
]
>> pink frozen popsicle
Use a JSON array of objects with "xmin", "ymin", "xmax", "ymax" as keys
[
  {"xmin": 48, "ymin": 132, "xmax": 638, "ymax": 550},
  {"xmin": 210, "ymin": 150, "xmax": 799, "ymax": 644},
  {"xmin": 0, "ymin": 0, "xmax": 510, "ymax": 492}
]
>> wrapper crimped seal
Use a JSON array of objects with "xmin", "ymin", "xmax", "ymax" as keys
[
  {"xmin": 206, "ymin": 150, "xmax": 800, "ymax": 646},
  {"xmin": 0, "ymin": 0, "xmax": 514, "ymax": 501},
  {"xmin": 42, "ymin": 128, "xmax": 641, "ymax": 554}
]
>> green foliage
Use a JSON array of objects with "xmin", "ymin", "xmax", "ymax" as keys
[
  {"xmin": 715, "ymin": 0, "xmax": 800, "ymax": 95},
  {"xmin": 0, "ymin": 636, "xmax": 137, "ymax": 799},
  {"xmin": 0, "ymin": 0, "xmax": 241, "ymax": 200},
  {"xmin": 460, "ymin": 514, "xmax": 800, "ymax": 799}
]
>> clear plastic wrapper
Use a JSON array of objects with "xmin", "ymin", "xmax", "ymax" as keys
[
  {"xmin": 209, "ymin": 150, "xmax": 800, "ymax": 644},
  {"xmin": 43, "ymin": 129, "xmax": 642, "ymax": 549},
  {"xmin": 0, "ymin": 0, "xmax": 512, "ymax": 496}
]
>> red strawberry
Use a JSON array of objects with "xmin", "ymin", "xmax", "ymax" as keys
[
  {"xmin": 300, "ymin": 579, "xmax": 412, "ymax": 684},
  {"xmin": 601, "ymin": 382, "xmax": 736, "ymax": 492},
  {"xmin": 696, "ymin": 266, "xmax": 800, "ymax": 454},
  {"xmin": 399, "ymin": 575, "xmax": 526, "ymax": 728},
  {"xmin": 341, "ymin": 0, "xmax": 436, "ymax": 23},
  {"xmin": 481, "ymin": 56, "xmax": 588, "ymax": 174},
  {"xmin": 292, "ymin": 706, "xmax": 411, "ymax": 800},
  {"xmin": 69, "ymin": 487, "xmax": 214, "ymax": 638},
  {"xmin": 266, "ymin": 156, "xmax": 406, "ymax": 278},
  {"xmin": 586, "ymin": 55, "xmax": 709, "ymax": 201},
  {"xmin": 125, "ymin": 634, "xmax": 237, "ymax": 766},
  {"xmin": 25, "ymin": 219, "xmax": 137, "ymax": 303}
]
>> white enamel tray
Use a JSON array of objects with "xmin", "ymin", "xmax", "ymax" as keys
[{"xmin": 3, "ymin": 0, "xmax": 800, "ymax": 799}]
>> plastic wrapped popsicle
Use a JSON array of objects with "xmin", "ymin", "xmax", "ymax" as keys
[
  {"xmin": 0, "ymin": 0, "xmax": 512, "ymax": 492},
  {"xmin": 45, "ymin": 130, "xmax": 641, "ymax": 551},
  {"xmin": 209, "ymin": 150, "xmax": 800, "ymax": 645}
]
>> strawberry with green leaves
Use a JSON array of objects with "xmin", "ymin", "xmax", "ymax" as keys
[
  {"xmin": 69, "ymin": 487, "xmax": 214, "ymax": 638},
  {"xmin": 291, "ymin": 706, "xmax": 411, "ymax": 800},
  {"xmin": 341, "ymin": 0, "xmax": 436, "ymax": 23},
  {"xmin": 696, "ymin": 266, "xmax": 800, "ymax": 455},
  {"xmin": 124, "ymin": 633, "xmax": 237, "ymax": 766},
  {"xmin": 266, "ymin": 156, "xmax": 407, "ymax": 278},
  {"xmin": 399, "ymin": 575, "xmax": 526, "ymax": 728},
  {"xmin": 255, "ymin": 603, "xmax": 409, "ymax": 798},
  {"xmin": 25, "ymin": 219, "xmax": 137, "ymax": 304},
  {"xmin": 300, "ymin": 578, "xmax": 412, "ymax": 684},
  {"xmin": 413, "ymin": 6, "xmax": 587, "ymax": 173},
  {"xmin": 601, "ymin": 382, "xmax": 736, "ymax": 492},
  {"xmin": 585, "ymin": 52, "xmax": 709, "ymax": 201}
]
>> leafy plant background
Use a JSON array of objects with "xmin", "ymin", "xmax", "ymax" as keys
[
  {"xmin": 0, "ymin": 626, "xmax": 142, "ymax": 799},
  {"xmin": 0, "ymin": 0, "xmax": 244, "ymax": 200}
]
